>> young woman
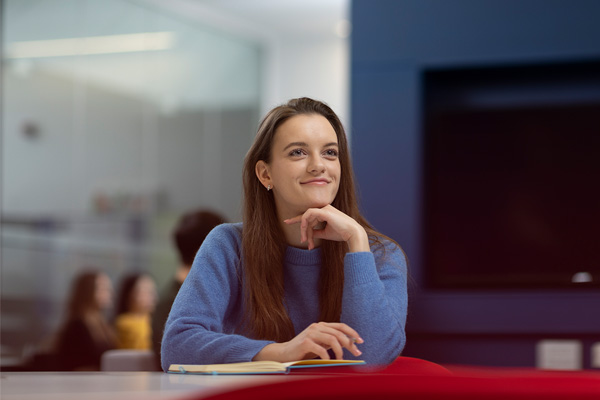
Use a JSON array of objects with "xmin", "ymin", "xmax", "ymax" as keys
[
  {"xmin": 114, "ymin": 273, "xmax": 158, "ymax": 350},
  {"xmin": 54, "ymin": 270, "xmax": 116, "ymax": 370},
  {"xmin": 161, "ymin": 98, "xmax": 407, "ymax": 370}
]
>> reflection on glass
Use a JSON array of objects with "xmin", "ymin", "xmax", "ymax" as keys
[{"xmin": 1, "ymin": 0, "xmax": 260, "ymax": 367}]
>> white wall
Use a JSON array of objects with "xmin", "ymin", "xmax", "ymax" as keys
[
  {"xmin": 137, "ymin": 0, "xmax": 351, "ymax": 130},
  {"xmin": 262, "ymin": 36, "xmax": 350, "ymax": 131}
]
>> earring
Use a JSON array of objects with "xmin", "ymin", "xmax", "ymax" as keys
[{"xmin": 267, "ymin": 185, "xmax": 272, "ymax": 191}]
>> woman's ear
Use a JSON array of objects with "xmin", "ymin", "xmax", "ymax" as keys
[{"xmin": 255, "ymin": 160, "xmax": 272, "ymax": 190}]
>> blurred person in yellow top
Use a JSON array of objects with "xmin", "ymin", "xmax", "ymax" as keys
[{"xmin": 114, "ymin": 273, "xmax": 158, "ymax": 349}]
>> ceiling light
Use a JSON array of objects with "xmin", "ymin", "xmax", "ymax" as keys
[{"xmin": 5, "ymin": 32, "xmax": 176, "ymax": 59}]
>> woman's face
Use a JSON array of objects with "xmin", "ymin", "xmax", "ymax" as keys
[
  {"xmin": 130, "ymin": 275, "xmax": 157, "ymax": 314},
  {"xmin": 95, "ymin": 274, "xmax": 113, "ymax": 311},
  {"xmin": 258, "ymin": 114, "xmax": 341, "ymax": 219}
]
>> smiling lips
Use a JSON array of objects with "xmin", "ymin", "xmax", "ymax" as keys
[{"xmin": 301, "ymin": 178, "xmax": 330, "ymax": 185}]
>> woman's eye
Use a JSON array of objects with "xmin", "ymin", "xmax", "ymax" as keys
[
  {"xmin": 289, "ymin": 149, "xmax": 305, "ymax": 157},
  {"xmin": 324, "ymin": 149, "xmax": 338, "ymax": 157}
]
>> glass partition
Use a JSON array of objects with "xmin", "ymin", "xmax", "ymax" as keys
[{"xmin": 1, "ymin": 0, "xmax": 261, "ymax": 366}]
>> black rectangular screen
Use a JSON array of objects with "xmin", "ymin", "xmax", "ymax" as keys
[{"xmin": 423, "ymin": 61, "xmax": 600, "ymax": 289}]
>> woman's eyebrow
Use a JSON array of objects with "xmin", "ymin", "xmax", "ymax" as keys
[
  {"xmin": 282, "ymin": 142, "xmax": 308, "ymax": 151},
  {"xmin": 282, "ymin": 141, "xmax": 339, "ymax": 151}
]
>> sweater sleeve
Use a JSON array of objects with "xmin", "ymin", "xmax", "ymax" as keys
[
  {"xmin": 340, "ymin": 239, "xmax": 408, "ymax": 365},
  {"xmin": 160, "ymin": 224, "xmax": 274, "ymax": 371}
]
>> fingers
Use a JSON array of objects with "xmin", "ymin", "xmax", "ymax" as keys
[
  {"xmin": 280, "ymin": 322, "xmax": 364, "ymax": 362},
  {"xmin": 282, "ymin": 333, "xmax": 331, "ymax": 361},
  {"xmin": 323, "ymin": 323, "xmax": 364, "ymax": 357},
  {"xmin": 325, "ymin": 322, "xmax": 364, "ymax": 345},
  {"xmin": 285, "ymin": 206, "xmax": 364, "ymax": 250},
  {"xmin": 299, "ymin": 211, "xmax": 322, "ymax": 247},
  {"xmin": 284, "ymin": 214, "xmax": 303, "ymax": 225},
  {"xmin": 304, "ymin": 341, "xmax": 332, "ymax": 361},
  {"xmin": 310, "ymin": 327, "xmax": 345, "ymax": 360},
  {"xmin": 304, "ymin": 322, "xmax": 363, "ymax": 359},
  {"xmin": 306, "ymin": 218, "xmax": 315, "ymax": 250},
  {"xmin": 284, "ymin": 209, "xmax": 327, "ymax": 249}
]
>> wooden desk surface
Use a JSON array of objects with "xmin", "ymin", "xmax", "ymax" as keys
[{"xmin": 0, "ymin": 371, "xmax": 317, "ymax": 400}]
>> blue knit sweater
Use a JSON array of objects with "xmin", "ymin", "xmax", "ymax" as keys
[{"xmin": 161, "ymin": 223, "xmax": 407, "ymax": 371}]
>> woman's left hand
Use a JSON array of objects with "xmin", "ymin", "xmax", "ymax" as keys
[{"xmin": 284, "ymin": 205, "xmax": 370, "ymax": 252}]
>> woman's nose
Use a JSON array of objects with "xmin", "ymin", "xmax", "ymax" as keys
[{"xmin": 308, "ymin": 155, "xmax": 325, "ymax": 174}]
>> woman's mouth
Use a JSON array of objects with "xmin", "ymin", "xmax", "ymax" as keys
[{"xmin": 301, "ymin": 178, "xmax": 330, "ymax": 185}]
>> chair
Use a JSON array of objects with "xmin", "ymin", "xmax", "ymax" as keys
[{"xmin": 100, "ymin": 349, "xmax": 160, "ymax": 371}]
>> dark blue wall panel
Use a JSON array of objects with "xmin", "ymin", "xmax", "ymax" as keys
[
  {"xmin": 353, "ymin": 0, "xmax": 600, "ymax": 66},
  {"xmin": 351, "ymin": 0, "xmax": 600, "ymax": 367},
  {"xmin": 352, "ymin": 66, "xmax": 421, "ymax": 261}
]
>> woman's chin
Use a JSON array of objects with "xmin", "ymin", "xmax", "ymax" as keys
[
  {"xmin": 286, "ymin": 199, "xmax": 334, "ymax": 216},
  {"xmin": 306, "ymin": 200, "xmax": 332, "ymax": 210}
]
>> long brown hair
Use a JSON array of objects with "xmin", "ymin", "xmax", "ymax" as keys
[
  {"xmin": 61, "ymin": 270, "xmax": 116, "ymax": 345},
  {"xmin": 242, "ymin": 97, "xmax": 395, "ymax": 342}
]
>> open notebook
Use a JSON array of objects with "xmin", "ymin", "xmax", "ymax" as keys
[{"xmin": 169, "ymin": 359, "xmax": 366, "ymax": 375}]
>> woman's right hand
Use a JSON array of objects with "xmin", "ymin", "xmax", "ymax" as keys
[{"xmin": 253, "ymin": 322, "xmax": 364, "ymax": 362}]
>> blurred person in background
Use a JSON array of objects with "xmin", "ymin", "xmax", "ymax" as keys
[
  {"xmin": 54, "ymin": 269, "xmax": 117, "ymax": 371},
  {"xmin": 152, "ymin": 209, "xmax": 226, "ymax": 368},
  {"xmin": 114, "ymin": 273, "xmax": 158, "ymax": 350}
]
